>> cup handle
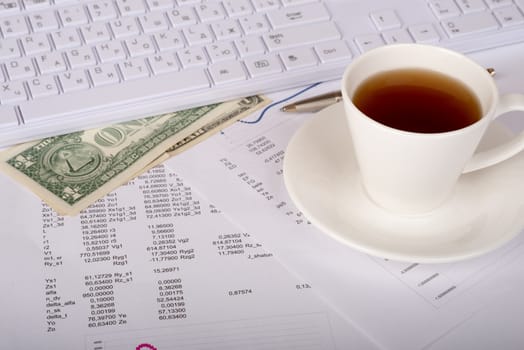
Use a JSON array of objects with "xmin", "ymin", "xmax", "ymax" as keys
[{"xmin": 463, "ymin": 93, "xmax": 524, "ymax": 173}]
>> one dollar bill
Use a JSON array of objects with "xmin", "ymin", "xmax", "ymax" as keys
[{"xmin": 0, "ymin": 96, "xmax": 269, "ymax": 215}]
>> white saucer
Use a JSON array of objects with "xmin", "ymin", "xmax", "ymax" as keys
[{"xmin": 284, "ymin": 103, "xmax": 524, "ymax": 263}]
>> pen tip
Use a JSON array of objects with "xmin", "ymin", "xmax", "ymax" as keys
[{"xmin": 280, "ymin": 105, "xmax": 295, "ymax": 112}]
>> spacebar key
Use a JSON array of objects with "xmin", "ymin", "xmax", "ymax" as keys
[{"xmin": 20, "ymin": 68, "xmax": 210, "ymax": 123}]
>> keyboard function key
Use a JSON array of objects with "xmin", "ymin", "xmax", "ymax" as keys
[
  {"xmin": 263, "ymin": 21, "xmax": 340, "ymax": 51},
  {"xmin": 267, "ymin": 3, "xmax": 330, "ymax": 28},
  {"xmin": 408, "ymin": 23, "xmax": 441, "ymax": 43},
  {"xmin": 370, "ymin": 9, "xmax": 402, "ymax": 30},
  {"xmin": 493, "ymin": 5, "xmax": 524, "ymax": 27},
  {"xmin": 22, "ymin": 0, "xmax": 50, "ymax": 10},
  {"xmin": 279, "ymin": 47, "xmax": 318, "ymax": 70},
  {"xmin": 244, "ymin": 54, "xmax": 282, "ymax": 77},
  {"xmin": 354, "ymin": 33, "xmax": 385, "ymax": 53},
  {"xmin": 0, "ymin": 105, "xmax": 19, "ymax": 127},
  {"xmin": 441, "ymin": 12, "xmax": 499, "ymax": 37},
  {"xmin": 314, "ymin": 40, "xmax": 351, "ymax": 63},
  {"xmin": 382, "ymin": 28, "xmax": 414, "ymax": 44},
  {"xmin": 208, "ymin": 60, "xmax": 247, "ymax": 84},
  {"xmin": 428, "ymin": 0, "xmax": 461, "ymax": 19}
]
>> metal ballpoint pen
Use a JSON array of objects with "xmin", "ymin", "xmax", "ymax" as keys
[
  {"xmin": 280, "ymin": 68, "xmax": 496, "ymax": 113},
  {"xmin": 280, "ymin": 90, "xmax": 343, "ymax": 113}
]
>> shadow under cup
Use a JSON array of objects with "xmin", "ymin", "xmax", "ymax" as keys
[{"xmin": 341, "ymin": 44, "xmax": 499, "ymax": 215}]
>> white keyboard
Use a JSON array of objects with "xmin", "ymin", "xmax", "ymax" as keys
[{"xmin": 1, "ymin": 0, "xmax": 524, "ymax": 147}]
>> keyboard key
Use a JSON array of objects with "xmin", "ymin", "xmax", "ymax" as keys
[
  {"xmin": 58, "ymin": 69, "xmax": 90, "ymax": 92},
  {"xmin": 51, "ymin": 28, "xmax": 82, "ymax": 49},
  {"xmin": 0, "ymin": 0, "xmax": 21, "ymax": 15},
  {"xmin": 80, "ymin": 23, "xmax": 112, "ymax": 44},
  {"xmin": 166, "ymin": 6, "xmax": 198, "ymax": 26},
  {"xmin": 1, "ymin": 15, "xmax": 29, "ymax": 37},
  {"xmin": 354, "ymin": 33, "xmax": 385, "ymax": 52},
  {"xmin": 263, "ymin": 22, "xmax": 340, "ymax": 51},
  {"xmin": 183, "ymin": 24, "xmax": 214, "ymax": 45},
  {"xmin": 455, "ymin": 0, "xmax": 487, "ymax": 13},
  {"xmin": 88, "ymin": 63, "xmax": 120, "ymax": 87},
  {"xmin": 153, "ymin": 30, "xmax": 185, "ymax": 51},
  {"xmin": 493, "ymin": 5, "xmax": 524, "ymax": 27},
  {"xmin": 110, "ymin": 17, "xmax": 140, "ymax": 38},
  {"xmin": 206, "ymin": 41, "xmax": 237, "ymax": 62},
  {"xmin": 124, "ymin": 35, "xmax": 156, "ymax": 57},
  {"xmin": 27, "ymin": 75, "xmax": 60, "ymax": 99},
  {"xmin": 485, "ymin": 0, "xmax": 513, "ymax": 9},
  {"xmin": 370, "ymin": 9, "xmax": 402, "ymax": 30},
  {"xmin": 66, "ymin": 47, "xmax": 98, "ymax": 69},
  {"xmin": 0, "ymin": 37, "xmax": 20, "ymax": 59},
  {"xmin": 267, "ymin": 3, "xmax": 330, "ymax": 28},
  {"xmin": 234, "ymin": 36, "xmax": 266, "ymax": 57},
  {"xmin": 208, "ymin": 60, "xmax": 247, "ymax": 84},
  {"xmin": 195, "ymin": 3, "xmax": 225, "ymax": 22},
  {"xmin": 28, "ymin": 10, "xmax": 59, "ymax": 32},
  {"xmin": 86, "ymin": 1, "xmax": 118, "ymax": 22},
  {"xmin": 5, "ymin": 57, "xmax": 36, "ymax": 80},
  {"xmin": 408, "ymin": 23, "xmax": 441, "ymax": 43},
  {"xmin": 211, "ymin": 19, "xmax": 242, "ymax": 40},
  {"xmin": 279, "ymin": 47, "xmax": 318, "ymax": 70},
  {"xmin": 441, "ymin": 12, "xmax": 499, "ymax": 37},
  {"xmin": 20, "ymin": 33, "xmax": 52, "ymax": 55},
  {"xmin": 20, "ymin": 68, "xmax": 210, "ymax": 122},
  {"xmin": 35, "ymin": 51, "xmax": 67, "ymax": 74},
  {"xmin": 0, "ymin": 105, "xmax": 19, "ymax": 127},
  {"xmin": 119, "ymin": 58, "xmax": 150, "ymax": 80},
  {"xmin": 244, "ymin": 55, "xmax": 282, "ymax": 77},
  {"xmin": 178, "ymin": 47, "xmax": 208, "ymax": 68},
  {"xmin": 115, "ymin": 0, "xmax": 146, "ymax": 16},
  {"xmin": 0, "ymin": 80, "xmax": 27, "ymax": 103},
  {"xmin": 238, "ymin": 13, "xmax": 270, "ymax": 34},
  {"xmin": 222, "ymin": 0, "xmax": 254, "ymax": 17},
  {"xmin": 148, "ymin": 53, "xmax": 179, "ymax": 74},
  {"xmin": 95, "ymin": 41, "xmax": 127, "ymax": 62},
  {"xmin": 252, "ymin": 0, "xmax": 280, "ymax": 11},
  {"xmin": 314, "ymin": 40, "xmax": 351, "ymax": 63},
  {"xmin": 57, "ymin": 5, "xmax": 89, "ymax": 27},
  {"xmin": 429, "ymin": 0, "xmax": 461, "ymax": 19},
  {"xmin": 22, "ymin": 0, "xmax": 51, "ymax": 9},
  {"xmin": 138, "ymin": 12, "xmax": 169, "ymax": 33},
  {"xmin": 382, "ymin": 28, "xmax": 414, "ymax": 44}
]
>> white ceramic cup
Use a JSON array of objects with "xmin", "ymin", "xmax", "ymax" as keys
[{"xmin": 341, "ymin": 44, "xmax": 524, "ymax": 215}]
